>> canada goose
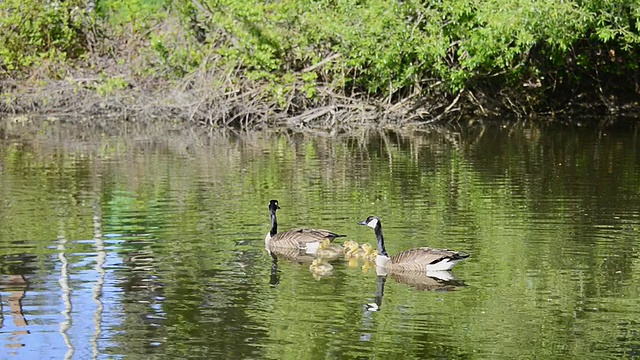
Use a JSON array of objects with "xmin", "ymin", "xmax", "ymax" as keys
[
  {"xmin": 265, "ymin": 200, "xmax": 345, "ymax": 253},
  {"xmin": 358, "ymin": 216, "xmax": 469, "ymax": 272},
  {"xmin": 309, "ymin": 258, "xmax": 334, "ymax": 279}
]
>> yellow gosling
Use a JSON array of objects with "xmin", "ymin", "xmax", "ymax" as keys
[
  {"xmin": 361, "ymin": 243, "xmax": 377, "ymax": 262},
  {"xmin": 361, "ymin": 258, "xmax": 374, "ymax": 273},
  {"xmin": 316, "ymin": 239, "xmax": 343, "ymax": 260},
  {"xmin": 342, "ymin": 240, "xmax": 359, "ymax": 255},
  {"xmin": 346, "ymin": 242, "xmax": 375, "ymax": 259},
  {"xmin": 347, "ymin": 245, "xmax": 365, "ymax": 258},
  {"xmin": 309, "ymin": 258, "xmax": 334, "ymax": 278},
  {"xmin": 347, "ymin": 257, "xmax": 360, "ymax": 268}
]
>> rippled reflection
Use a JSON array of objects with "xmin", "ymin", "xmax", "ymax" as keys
[{"xmin": 0, "ymin": 120, "xmax": 639, "ymax": 359}]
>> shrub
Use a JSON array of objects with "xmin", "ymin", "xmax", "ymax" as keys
[{"xmin": 0, "ymin": 0, "xmax": 90, "ymax": 73}]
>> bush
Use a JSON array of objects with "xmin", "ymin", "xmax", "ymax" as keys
[
  {"xmin": 2, "ymin": 0, "xmax": 639, "ymax": 113},
  {"xmin": 0, "ymin": 0, "xmax": 90, "ymax": 73}
]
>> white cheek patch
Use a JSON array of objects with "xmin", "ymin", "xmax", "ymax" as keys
[{"xmin": 367, "ymin": 218, "xmax": 379, "ymax": 229}]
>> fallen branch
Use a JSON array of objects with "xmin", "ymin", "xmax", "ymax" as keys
[
  {"xmin": 302, "ymin": 53, "xmax": 342, "ymax": 73},
  {"xmin": 422, "ymin": 91, "xmax": 463, "ymax": 124}
]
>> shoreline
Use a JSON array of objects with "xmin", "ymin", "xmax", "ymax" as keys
[
  {"xmin": 2, "ymin": 75, "xmax": 639, "ymax": 134},
  {"xmin": 3, "ymin": 1, "xmax": 640, "ymax": 131}
]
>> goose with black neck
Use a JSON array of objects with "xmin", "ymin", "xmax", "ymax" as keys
[
  {"xmin": 265, "ymin": 199, "xmax": 345, "ymax": 254},
  {"xmin": 358, "ymin": 215, "xmax": 469, "ymax": 273}
]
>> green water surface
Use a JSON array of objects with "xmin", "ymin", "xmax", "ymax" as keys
[{"xmin": 0, "ymin": 120, "xmax": 639, "ymax": 359}]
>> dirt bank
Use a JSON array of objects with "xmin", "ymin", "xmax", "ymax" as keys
[{"xmin": 4, "ymin": 75, "xmax": 639, "ymax": 135}]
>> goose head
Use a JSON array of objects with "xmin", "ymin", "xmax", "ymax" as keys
[
  {"xmin": 358, "ymin": 215, "xmax": 389, "ymax": 259},
  {"xmin": 266, "ymin": 199, "xmax": 282, "ymax": 244},
  {"xmin": 358, "ymin": 216, "xmax": 380, "ymax": 229},
  {"xmin": 268, "ymin": 199, "xmax": 281, "ymax": 212}
]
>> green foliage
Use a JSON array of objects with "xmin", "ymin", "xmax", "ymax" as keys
[
  {"xmin": 148, "ymin": 32, "xmax": 204, "ymax": 78},
  {"xmin": 301, "ymin": 72, "xmax": 318, "ymax": 99},
  {"xmin": 586, "ymin": 0, "xmax": 640, "ymax": 47},
  {"xmin": 0, "ymin": 0, "xmax": 89, "ymax": 73},
  {"xmin": 2, "ymin": 0, "xmax": 640, "ymax": 107},
  {"xmin": 169, "ymin": 0, "xmax": 639, "ymax": 97},
  {"xmin": 97, "ymin": 0, "xmax": 169, "ymax": 27},
  {"xmin": 446, "ymin": 0, "xmax": 588, "ymax": 81},
  {"xmin": 95, "ymin": 75, "xmax": 130, "ymax": 96}
]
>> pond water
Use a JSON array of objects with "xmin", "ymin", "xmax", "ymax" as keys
[{"xmin": 0, "ymin": 119, "xmax": 639, "ymax": 359}]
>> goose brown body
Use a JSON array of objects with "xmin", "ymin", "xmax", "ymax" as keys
[
  {"xmin": 267, "ymin": 228, "xmax": 343, "ymax": 249},
  {"xmin": 265, "ymin": 200, "xmax": 345, "ymax": 253},
  {"xmin": 387, "ymin": 247, "xmax": 469, "ymax": 272}
]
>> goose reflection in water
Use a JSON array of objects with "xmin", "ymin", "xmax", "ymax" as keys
[
  {"xmin": 268, "ymin": 251, "xmax": 281, "ymax": 286},
  {"xmin": 268, "ymin": 246, "xmax": 344, "ymax": 285},
  {"xmin": 0, "ymin": 274, "xmax": 29, "ymax": 338},
  {"xmin": 0, "ymin": 254, "xmax": 35, "ymax": 353},
  {"xmin": 366, "ymin": 270, "xmax": 467, "ymax": 312},
  {"xmin": 265, "ymin": 249, "xmax": 316, "ymax": 286}
]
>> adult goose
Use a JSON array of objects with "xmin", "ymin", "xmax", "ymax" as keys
[
  {"xmin": 358, "ymin": 216, "xmax": 469, "ymax": 272},
  {"xmin": 265, "ymin": 200, "xmax": 345, "ymax": 254}
]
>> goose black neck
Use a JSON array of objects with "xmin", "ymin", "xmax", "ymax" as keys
[
  {"xmin": 270, "ymin": 210, "xmax": 278, "ymax": 236},
  {"xmin": 375, "ymin": 224, "xmax": 389, "ymax": 257}
]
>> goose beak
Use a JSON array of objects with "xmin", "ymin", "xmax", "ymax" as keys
[{"xmin": 358, "ymin": 220, "xmax": 367, "ymax": 226}]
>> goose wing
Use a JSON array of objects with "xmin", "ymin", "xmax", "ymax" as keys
[
  {"xmin": 269, "ymin": 228, "xmax": 345, "ymax": 248},
  {"xmin": 390, "ymin": 247, "xmax": 469, "ymax": 272}
]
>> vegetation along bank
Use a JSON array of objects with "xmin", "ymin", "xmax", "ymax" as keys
[{"xmin": 1, "ymin": 0, "xmax": 639, "ymax": 131}]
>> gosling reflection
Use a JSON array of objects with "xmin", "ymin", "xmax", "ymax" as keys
[
  {"xmin": 343, "ymin": 240, "xmax": 377, "ymax": 273},
  {"xmin": 366, "ymin": 269, "xmax": 466, "ymax": 311}
]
